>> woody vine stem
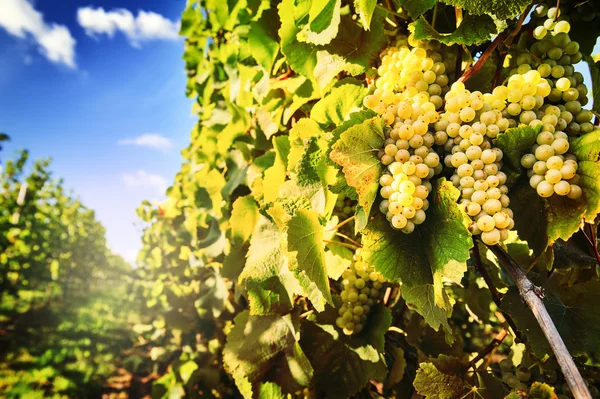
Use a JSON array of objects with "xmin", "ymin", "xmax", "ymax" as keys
[{"xmin": 486, "ymin": 242, "xmax": 591, "ymax": 399}]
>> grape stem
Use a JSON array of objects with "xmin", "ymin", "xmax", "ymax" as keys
[
  {"xmin": 334, "ymin": 232, "xmax": 362, "ymax": 248},
  {"xmin": 469, "ymin": 329, "xmax": 508, "ymax": 369},
  {"xmin": 326, "ymin": 215, "xmax": 355, "ymax": 232},
  {"xmin": 458, "ymin": 31, "xmax": 508, "ymax": 83},
  {"xmin": 323, "ymin": 239, "xmax": 360, "ymax": 250},
  {"xmin": 375, "ymin": 4, "xmax": 402, "ymax": 20},
  {"xmin": 471, "ymin": 238, "xmax": 524, "ymax": 342},
  {"xmin": 581, "ymin": 223, "xmax": 600, "ymax": 268},
  {"xmin": 487, "ymin": 244, "xmax": 592, "ymax": 399},
  {"xmin": 504, "ymin": 3, "xmax": 533, "ymax": 49}
]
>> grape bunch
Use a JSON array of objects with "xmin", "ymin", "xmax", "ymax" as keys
[
  {"xmin": 441, "ymin": 81, "xmax": 515, "ymax": 245},
  {"xmin": 363, "ymin": 34, "xmax": 455, "ymax": 231},
  {"xmin": 503, "ymin": 12, "xmax": 587, "ymax": 199},
  {"xmin": 336, "ymin": 249, "xmax": 386, "ymax": 335},
  {"xmin": 526, "ymin": 7, "xmax": 594, "ymax": 137},
  {"xmin": 521, "ymin": 105, "xmax": 583, "ymax": 199},
  {"xmin": 497, "ymin": 356, "xmax": 600, "ymax": 398},
  {"xmin": 334, "ymin": 194, "xmax": 355, "ymax": 220},
  {"xmin": 533, "ymin": 0, "xmax": 600, "ymax": 36},
  {"xmin": 332, "ymin": 194, "xmax": 358, "ymax": 238}
]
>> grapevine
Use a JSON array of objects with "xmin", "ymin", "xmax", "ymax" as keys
[{"xmin": 28, "ymin": 1, "xmax": 597, "ymax": 398}]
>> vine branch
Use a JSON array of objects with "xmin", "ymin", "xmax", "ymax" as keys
[
  {"xmin": 471, "ymin": 238, "xmax": 523, "ymax": 341},
  {"xmin": 488, "ymin": 244, "xmax": 592, "ymax": 399},
  {"xmin": 458, "ymin": 31, "xmax": 508, "ymax": 83},
  {"xmin": 470, "ymin": 329, "xmax": 508, "ymax": 369},
  {"xmin": 581, "ymin": 223, "xmax": 600, "ymax": 268}
]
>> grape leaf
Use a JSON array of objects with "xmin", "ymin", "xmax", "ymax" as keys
[
  {"xmin": 249, "ymin": 8, "xmax": 280, "ymax": 73},
  {"xmin": 330, "ymin": 116, "xmax": 385, "ymax": 219},
  {"xmin": 413, "ymin": 356, "xmax": 471, "ymax": 399},
  {"xmin": 529, "ymin": 382, "xmax": 557, "ymax": 399},
  {"xmin": 297, "ymin": 0, "xmax": 342, "ymax": 46},
  {"xmin": 354, "ymin": 0, "xmax": 377, "ymax": 30},
  {"xmin": 510, "ymin": 130, "xmax": 600, "ymax": 256},
  {"xmin": 286, "ymin": 209, "xmax": 333, "ymax": 311},
  {"xmin": 439, "ymin": 0, "xmax": 532, "ymax": 19},
  {"xmin": 263, "ymin": 136, "xmax": 291, "ymax": 203},
  {"xmin": 324, "ymin": 244, "xmax": 353, "ymax": 280},
  {"xmin": 501, "ymin": 277, "xmax": 600, "ymax": 358},
  {"xmin": 310, "ymin": 78, "xmax": 369, "ymax": 127},
  {"xmin": 257, "ymin": 382, "xmax": 285, "ymax": 399},
  {"xmin": 495, "ymin": 125, "xmax": 543, "ymax": 185},
  {"xmin": 279, "ymin": 1, "xmax": 386, "ymax": 89},
  {"xmin": 397, "ymin": 0, "xmax": 436, "ymax": 19},
  {"xmin": 223, "ymin": 311, "xmax": 307, "ymax": 398},
  {"xmin": 240, "ymin": 215, "xmax": 301, "ymax": 315},
  {"xmin": 361, "ymin": 179, "xmax": 473, "ymax": 339},
  {"xmin": 229, "ymin": 196, "xmax": 259, "ymax": 246},
  {"xmin": 300, "ymin": 321, "xmax": 387, "ymax": 398},
  {"xmin": 410, "ymin": 15, "xmax": 497, "ymax": 46}
]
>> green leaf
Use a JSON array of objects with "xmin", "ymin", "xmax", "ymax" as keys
[
  {"xmin": 510, "ymin": 130, "xmax": 600, "ymax": 256},
  {"xmin": 240, "ymin": 215, "xmax": 301, "ymax": 315},
  {"xmin": 297, "ymin": 0, "xmax": 342, "ymax": 46},
  {"xmin": 230, "ymin": 196, "xmax": 259, "ymax": 246},
  {"xmin": 501, "ymin": 277, "xmax": 600, "ymax": 359},
  {"xmin": 410, "ymin": 15, "xmax": 497, "ymax": 46},
  {"xmin": 354, "ymin": 0, "xmax": 377, "ymax": 30},
  {"xmin": 279, "ymin": 2, "xmax": 386, "ymax": 89},
  {"xmin": 528, "ymin": 382, "xmax": 557, "ymax": 399},
  {"xmin": 310, "ymin": 78, "xmax": 369, "ymax": 127},
  {"xmin": 495, "ymin": 124, "xmax": 543, "ymax": 184},
  {"xmin": 397, "ymin": 0, "xmax": 436, "ymax": 19},
  {"xmin": 289, "ymin": 117, "xmax": 324, "ymax": 141},
  {"xmin": 257, "ymin": 382, "xmax": 285, "ymax": 399},
  {"xmin": 362, "ymin": 179, "xmax": 473, "ymax": 339},
  {"xmin": 223, "ymin": 311, "xmax": 304, "ymax": 398},
  {"xmin": 439, "ymin": 0, "xmax": 532, "ymax": 19},
  {"xmin": 204, "ymin": 169, "xmax": 226, "ymax": 217},
  {"xmin": 286, "ymin": 209, "xmax": 333, "ymax": 311},
  {"xmin": 263, "ymin": 136, "xmax": 291, "ymax": 203},
  {"xmin": 324, "ymin": 244, "xmax": 353, "ymax": 280},
  {"xmin": 414, "ymin": 356, "xmax": 471, "ymax": 399},
  {"xmin": 249, "ymin": 8, "xmax": 280, "ymax": 72},
  {"xmin": 330, "ymin": 116, "xmax": 385, "ymax": 219},
  {"xmin": 300, "ymin": 321, "xmax": 387, "ymax": 398}
]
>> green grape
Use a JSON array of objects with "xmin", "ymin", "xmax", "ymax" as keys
[
  {"xmin": 500, "ymin": 358, "xmax": 514, "ymax": 372},
  {"xmin": 337, "ymin": 249, "xmax": 386, "ymax": 335},
  {"xmin": 516, "ymin": 366, "xmax": 532, "ymax": 382}
]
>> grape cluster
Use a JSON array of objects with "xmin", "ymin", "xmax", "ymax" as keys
[
  {"xmin": 334, "ymin": 194, "xmax": 355, "ymax": 220},
  {"xmin": 524, "ymin": 5, "xmax": 594, "ymax": 136},
  {"xmin": 442, "ymin": 81, "xmax": 515, "ymax": 245},
  {"xmin": 336, "ymin": 249, "xmax": 386, "ymax": 335},
  {"xmin": 504, "ymin": 12, "xmax": 587, "ymax": 199},
  {"xmin": 534, "ymin": 0, "xmax": 600, "ymax": 35},
  {"xmin": 497, "ymin": 356, "xmax": 600, "ymax": 398},
  {"xmin": 332, "ymin": 194, "xmax": 357, "ymax": 237},
  {"xmin": 363, "ymin": 34, "xmax": 455, "ymax": 231},
  {"xmin": 521, "ymin": 105, "xmax": 583, "ymax": 199},
  {"xmin": 378, "ymin": 162, "xmax": 432, "ymax": 232}
]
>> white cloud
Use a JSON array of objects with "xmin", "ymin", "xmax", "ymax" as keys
[
  {"xmin": 77, "ymin": 7, "xmax": 179, "ymax": 46},
  {"xmin": 122, "ymin": 170, "xmax": 168, "ymax": 194},
  {"xmin": 0, "ymin": 0, "xmax": 76, "ymax": 68},
  {"xmin": 117, "ymin": 133, "xmax": 173, "ymax": 150}
]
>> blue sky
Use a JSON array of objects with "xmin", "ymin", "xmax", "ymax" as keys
[{"xmin": 0, "ymin": 0, "xmax": 195, "ymax": 263}]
